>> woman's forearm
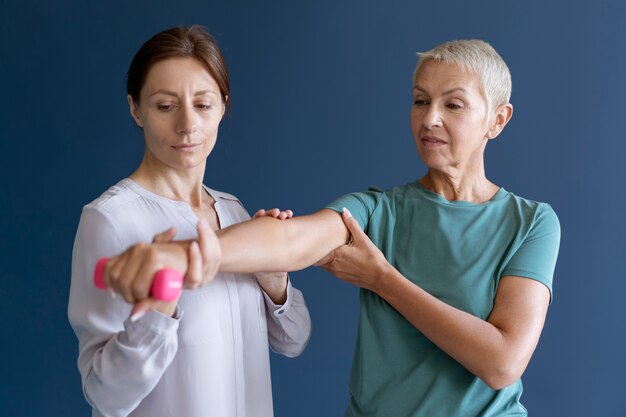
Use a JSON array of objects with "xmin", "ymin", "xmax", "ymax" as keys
[
  {"xmin": 377, "ymin": 268, "xmax": 549, "ymax": 390},
  {"xmin": 104, "ymin": 210, "xmax": 349, "ymax": 298},
  {"xmin": 217, "ymin": 209, "xmax": 349, "ymax": 273}
]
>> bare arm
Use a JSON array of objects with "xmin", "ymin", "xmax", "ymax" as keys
[
  {"xmin": 380, "ymin": 270, "xmax": 548, "ymax": 389},
  {"xmin": 103, "ymin": 209, "xmax": 349, "ymax": 304},
  {"xmin": 250, "ymin": 208, "xmax": 293, "ymax": 304},
  {"xmin": 321, "ymin": 209, "xmax": 550, "ymax": 390},
  {"xmin": 217, "ymin": 208, "xmax": 350, "ymax": 273}
]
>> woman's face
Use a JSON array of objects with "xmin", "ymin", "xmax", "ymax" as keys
[
  {"xmin": 410, "ymin": 60, "xmax": 502, "ymax": 173},
  {"xmin": 128, "ymin": 57, "xmax": 225, "ymax": 172}
]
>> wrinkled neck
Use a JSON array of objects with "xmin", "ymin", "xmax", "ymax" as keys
[{"xmin": 419, "ymin": 169, "xmax": 499, "ymax": 204}]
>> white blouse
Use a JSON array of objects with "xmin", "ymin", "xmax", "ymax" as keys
[{"xmin": 68, "ymin": 179, "xmax": 311, "ymax": 417}]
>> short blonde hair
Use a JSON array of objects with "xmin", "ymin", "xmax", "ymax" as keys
[{"xmin": 413, "ymin": 39, "xmax": 512, "ymax": 109}]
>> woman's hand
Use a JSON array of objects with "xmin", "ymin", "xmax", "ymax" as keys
[
  {"xmin": 103, "ymin": 227, "xmax": 190, "ymax": 319},
  {"xmin": 148, "ymin": 224, "xmax": 220, "ymax": 292},
  {"xmin": 317, "ymin": 208, "xmax": 392, "ymax": 293},
  {"xmin": 186, "ymin": 220, "xmax": 221, "ymax": 289},
  {"xmin": 103, "ymin": 222, "xmax": 222, "ymax": 320},
  {"xmin": 253, "ymin": 208, "xmax": 293, "ymax": 220}
]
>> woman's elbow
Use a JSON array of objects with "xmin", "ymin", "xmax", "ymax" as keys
[
  {"xmin": 280, "ymin": 343, "xmax": 307, "ymax": 358},
  {"xmin": 479, "ymin": 362, "xmax": 525, "ymax": 390},
  {"xmin": 269, "ymin": 323, "xmax": 312, "ymax": 358},
  {"xmin": 271, "ymin": 337, "xmax": 310, "ymax": 358}
]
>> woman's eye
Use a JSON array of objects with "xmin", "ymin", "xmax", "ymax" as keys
[
  {"xmin": 413, "ymin": 99, "xmax": 428, "ymax": 106},
  {"xmin": 157, "ymin": 104, "xmax": 174, "ymax": 112},
  {"xmin": 447, "ymin": 103, "xmax": 463, "ymax": 110},
  {"xmin": 195, "ymin": 104, "xmax": 213, "ymax": 110}
]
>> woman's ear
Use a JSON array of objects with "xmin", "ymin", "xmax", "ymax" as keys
[
  {"xmin": 486, "ymin": 103, "xmax": 513, "ymax": 140},
  {"xmin": 221, "ymin": 95, "xmax": 229, "ymax": 117},
  {"xmin": 128, "ymin": 95, "xmax": 144, "ymax": 128}
]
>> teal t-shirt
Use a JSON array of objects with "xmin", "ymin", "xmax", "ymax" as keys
[{"xmin": 326, "ymin": 180, "xmax": 560, "ymax": 417}]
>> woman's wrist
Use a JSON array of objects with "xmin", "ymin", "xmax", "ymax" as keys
[
  {"xmin": 374, "ymin": 263, "xmax": 404, "ymax": 301},
  {"xmin": 256, "ymin": 272, "xmax": 289, "ymax": 305}
]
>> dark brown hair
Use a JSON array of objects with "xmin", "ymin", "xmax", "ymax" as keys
[{"xmin": 126, "ymin": 25, "xmax": 230, "ymax": 111}]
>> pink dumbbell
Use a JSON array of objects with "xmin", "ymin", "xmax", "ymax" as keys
[{"xmin": 94, "ymin": 258, "xmax": 183, "ymax": 301}]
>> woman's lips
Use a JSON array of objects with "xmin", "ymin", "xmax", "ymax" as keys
[
  {"xmin": 421, "ymin": 136, "xmax": 447, "ymax": 147},
  {"xmin": 172, "ymin": 144, "xmax": 200, "ymax": 152}
]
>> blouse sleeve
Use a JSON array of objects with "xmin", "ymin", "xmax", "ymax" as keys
[
  {"xmin": 262, "ymin": 278, "xmax": 311, "ymax": 357},
  {"xmin": 68, "ymin": 206, "xmax": 180, "ymax": 417}
]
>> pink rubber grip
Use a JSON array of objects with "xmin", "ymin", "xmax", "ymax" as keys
[{"xmin": 94, "ymin": 258, "xmax": 183, "ymax": 302}]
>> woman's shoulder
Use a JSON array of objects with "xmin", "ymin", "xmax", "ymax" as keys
[
  {"xmin": 364, "ymin": 181, "xmax": 425, "ymax": 206},
  {"xmin": 328, "ymin": 182, "xmax": 416, "ymax": 212},
  {"xmin": 504, "ymin": 191, "xmax": 558, "ymax": 216},
  {"xmin": 83, "ymin": 178, "xmax": 144, "ymax": 216},
  {"xmin": 502, "ymin": 191, "xmax": 560, "ymax": 234},
  {"xmin": 74, "ymin": 179, "xmax": 143, "ymax": 248}
]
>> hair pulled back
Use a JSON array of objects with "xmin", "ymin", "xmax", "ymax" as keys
[{"xmin": 127, "ymin": 25, "xmax": 230, "ymax": 111}]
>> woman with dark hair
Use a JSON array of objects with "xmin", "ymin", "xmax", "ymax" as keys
[
  {"xmin": 68, "ymin": 26, "xmax": 311, "ymax": 417},
  {"xmin": 107, "ymin": 39, "xmax": 560, "ymax": 416}
]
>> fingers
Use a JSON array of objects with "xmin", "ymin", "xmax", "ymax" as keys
[
  {"xmin": 105, "ymin": 249, "xmax": 141, "ymax": 304},
  {"xmin": 196, "ymin": 219, "xmax": 211, "ymax": 263},
  {"xmin": 152, "ymin": 227, "xmax": 176, "ymax": 243},
  {"xmin": 267, "ymin": 208, "xmax": 280, "ymax": 218},
  {"xmin": 104, "ymin": 244, "xmax": 165, "ymax": 304},
  {"xmin": 134, "ymin": 252, "xmax": 164, "ymax": 302},
  {"xmin": 196, "ymin": 219, "xmax": 221, "ymax": 286},
  {"xmin": 185, "ymin": 241, "xmax": 202, "ymax": 289},
  {"xmin": 102, "ymin": 222, "xmax": 218, "ymax": 304},
  {"xmin": 130, "ymin": 298, "xmax": 158, "ymax": 321},
  {"xmin": 342, "ymin": 207, "xmax": 364, "ymax": 243},
  {"xmin": 252, "ymin": 208, "xmax": 294, "ymax": 220}
]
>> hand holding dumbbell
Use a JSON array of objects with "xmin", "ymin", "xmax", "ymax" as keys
[{"xmin": 94, "ymin": 257, "xmax": 183, "ymax": 302}]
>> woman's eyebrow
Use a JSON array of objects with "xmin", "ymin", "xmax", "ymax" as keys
[
  {"xmin": 148, "ymin": 89, "xmax": 219, "ymax": 98},
  {"xmin": 193, "ymin": 90, "xmax": 219, "ymax": 97},
  {"xmin": 442, "ymin": 87, "xmax": 469, "ymax": 96},
  {"xmin": 148, "ymin": 89, "xmax": 177, "ymax": 98},
  {"xmin": 413, "ymin": 85, "xmax": 469, "ymax": 96}
]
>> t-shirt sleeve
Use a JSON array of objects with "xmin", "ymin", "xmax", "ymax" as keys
[
  {"xmin": 324, "ymin": 187, "xmax": 382, "ymax": 232},
  {"xmin": 502, "ymin": 203, "xmax": 561, "ymax": 299}
]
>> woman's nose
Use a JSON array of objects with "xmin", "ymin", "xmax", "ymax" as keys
[
  {"xmin": 423, "ymin": 105, "xmax": 442, "ymax": 129},
  {"xmin": 176, "ymin": 105, "xmax": 197, "ymax": 135}
]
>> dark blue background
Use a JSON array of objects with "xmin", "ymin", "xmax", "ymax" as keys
[{"xmin": 2, "ymin": 1, "xmax": 625, "ymax": 416}]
